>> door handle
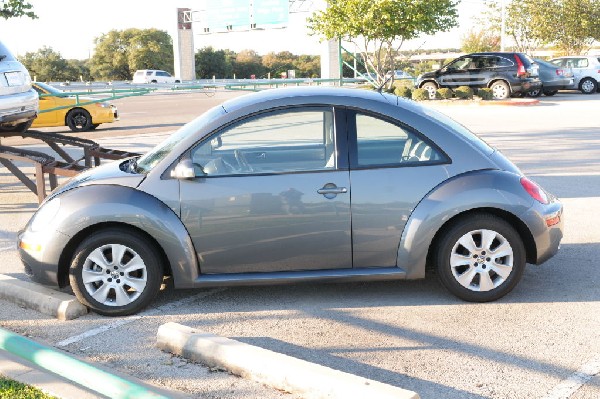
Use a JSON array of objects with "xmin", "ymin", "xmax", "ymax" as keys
[
  {"xmin": 317, "ymin": 183, "xmax": 347, "ymax": 199},
  {"xmin": 317, "ymin": 187, "xmax": 347, "ymax": 195}
]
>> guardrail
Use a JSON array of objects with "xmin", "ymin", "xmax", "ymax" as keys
[{"xmin": 38, "ymin": 87, "xmax": 156, "ymax": 114}]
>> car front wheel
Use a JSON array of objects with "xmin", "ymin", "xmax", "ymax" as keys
[
  {"xmin": 490, "ymin": 81, "xmax": 510, "ymax": 100},
  {"xmin": 434, "ymin": 214, "xmax": 526, "ymax": 302},
  {"xmin": 579, "ymin": 77, "xmax": 597, "ymax": 94},
  {"xmin": 69, "ymin": 228, "xmax": 164, "ymax": 316},
  {"xmin": 66, "ymin": 109, "xmax": 93, "ymax": 132},
  {"xmin": 420, "ymin": 81, "xmax": 438, "ymax": 100}
]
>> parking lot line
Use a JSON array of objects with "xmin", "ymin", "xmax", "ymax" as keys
[
  {"xmin": 542, "ymin": 354, "xmax": 600, "ymax": 399},
  {"xmin": 57, "ymin": 288, "xmax": 226, "ymax": 347}
]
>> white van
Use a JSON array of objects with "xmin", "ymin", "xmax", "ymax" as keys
[
  {"xmin": 0, "ymin": 40, "xmax": 38, "ymax": 132},
  {"xmin": 132, "ymin": 70, "xmax": 180, "ymax": 84}
]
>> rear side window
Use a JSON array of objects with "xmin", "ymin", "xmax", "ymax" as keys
[
  {"xmin": 0, "ymin": 42, "xmax": 16, "ymax": 62},
  {"xmin": 495, "ymin": 56, "xmax": 514, "ymax": 67},
  {"xmin": 353, "ymin": 113, "xmax": 444, "ymax": 167},
  {"xmin": 146, "ymin": 71, "xmax": 153, "ymax": 76},
  {"xmin": 575, "ymin": 58, "xmax": 589, "ymax": 68}
]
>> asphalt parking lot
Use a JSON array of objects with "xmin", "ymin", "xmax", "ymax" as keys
[{"xmin": 1, "ymin": 89, "xmax": 599, "ymax": 399}]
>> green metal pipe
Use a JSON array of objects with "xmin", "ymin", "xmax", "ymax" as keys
[{"xmin": 0, "ymin": 327, "xmax": 169, "ymax": 399}]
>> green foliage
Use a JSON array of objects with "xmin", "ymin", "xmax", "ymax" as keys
[
  {"xmin": 195, "ymin": 47, "xmax": 233, "ymax": 78},
  {"xmin": 0, "ymin": 0, "xmax": 36, "ymax": 19},
  {"xmin": 90, "ymin": 29, "xmax": 173, "ymax": 81},
  {"xmin": 233, "ymin": 49, "xmax": 265, "ymax": 79},
  {"xmin": 454, "ymin": 86, "xmax": 474, "ymax": 100},
  {"xmin": 308, "ymin": 0, "xmax": 459, "ymax": 88},
  {"xmin": 19, "ymin": 47, "xmax": 89, "ymax": 81},
  {"xmin": 437, "ymin": 88, "xmax": 453, "ymax": 99},
  {"xmin": 394, "ymin": 86, "xmax": 412, "ymax": 98},
  {"xmin": 0, "ymin": 376, "xmax": 57, "ymax": 398},
  {"xmin": 461, "ymin": 29, "xmax": 500, "ymax": 53},
  {"xmin": 412, "ymin": 88, "xmax": 429, "ymax": 101},
  {"xmin": 477, "ymin": 88, "xmax": 493, "ymax": 100}
]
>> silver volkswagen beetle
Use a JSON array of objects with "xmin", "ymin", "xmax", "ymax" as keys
[{"xmin": 18, "ymin": 87, "xmax": 563, "ymax": 316}]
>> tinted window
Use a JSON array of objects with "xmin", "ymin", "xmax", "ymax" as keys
[
  {"xmin": 0, "ymin": 41, "xmax": 16, "ymax": 62},
  {"xmin": 191, "ymin": 108, "xmax": 336, "ymax": 176},
  {"xmin": 495, "ymin": 56, "xmax": 514, "ymax": 67},
  {"xmin": 146, "ymin": 71, "xmax": 153, "ymax": 76},
  {"xmin": 157, "ymin": 71, "xmax": 171, "ymax": 77},
  {"xmin": 446, "ymin": 57, "xmax": 476, "ymax": 71},
  {"xmin": 354, "ymin": 114, "xmax": 443, "ymax": 167}
]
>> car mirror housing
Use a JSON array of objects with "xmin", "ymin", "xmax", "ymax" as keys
[{"xmin": 171, "ymin": 158, "xmax": 198, "ymax": 179}]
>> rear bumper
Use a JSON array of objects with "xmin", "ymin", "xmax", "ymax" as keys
[
  {"xmin": 0, "ymin": 89, "xmax": 38, "ymax": 125},
  {"xmin": 523, "ymin": 199, "xmax": 564, "ymax": 265}
]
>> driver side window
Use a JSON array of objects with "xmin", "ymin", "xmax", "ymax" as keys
[{"xmin": 191, "ymin": 108, "xmax": 336, "ymax": 176}]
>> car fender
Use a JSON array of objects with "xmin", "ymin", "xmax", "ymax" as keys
[
  {"xmin": 53, "ymin": 184, "xmax": 198, "ymax": 288},
  {"xmin": 397, "ymin": 170, "xmax": 534, "ymax": 279}
]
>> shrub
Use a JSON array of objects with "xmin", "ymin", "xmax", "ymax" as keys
[
  {"xmin": 454, "ymin": 86, "xmax": 474, "ymax": 100},
  {"xmin": 395, "ymin": 86, "xmax": 412, "ymax": 98},
  {"xmin": 437, "ymin": 88, "xmax": 453, "ymax": 99},
  {"xmin": 477, "ymin": 88, "xmax": 493, "ymax": 100},
  {"xmin": 412, "ymin": 88, "xmax": 429, "ymax": 101}
]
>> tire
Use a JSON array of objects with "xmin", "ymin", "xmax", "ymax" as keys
[
  {"xmin": 420, "ymin": 81, "xmax": 438, "ymax": 100},
  {"xmin": 433, "ymin": 213, "xmax": 526, "ymax": 302},
  {"xmin": 69, "ymin": 228, "xmax": 164, "ymax": 316},
  {"xmin": 175, "ymin": 80, "xmax": 181, "ymax": 83},
  {"xmin": 543, "ymin": 90, "xmax": 558, "ymax": 96},
  {"xmin": 527, "ymin": 88, "xmax": 542, "ymax": 97},
  {"xmin": 489, "ymin": 81, "xmax": 510, "ymax": 100},
  {"xmin": 66, "ymin": 108, "xmax": 93, "ymax": 132},
  {"xmin": 579, "ymin": 77, "xmax": 597, "ymax": 94}
]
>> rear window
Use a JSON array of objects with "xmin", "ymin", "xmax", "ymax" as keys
[{"xmin": 0, "ymin": 41, "xmax": 16, "ymax": 62}]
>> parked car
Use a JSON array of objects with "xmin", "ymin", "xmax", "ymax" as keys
[
  {"xmin": 18, "ymin": 87, "xmax": 563, "ymax": 316},
  {"xmin": 416, "ymin": 52, "xmax": 541, "ymax": 100},
  {"xmin": 549, "ymin": 56, "xmax": 600, "ymax": 94},
  {"xmin": 0, "ymin": 40, "xmax": 38, "ymax": 133},
  {"xmin": 132, "ymin": 69, "xmax": 180, "ymax": 84},
  {"xmin": 527, "ymin": 59, "xmax": 574, "ymax": 97},
  {"xmin": 31, "ymin": 82, "xmax": 119, "ymax": 132},
  {"xmin": 387, "ymin": 70, "xmax": 414, "ymax": 80}
]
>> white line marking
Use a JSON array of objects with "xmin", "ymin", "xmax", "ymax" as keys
[
  {"xmin": 542, "ymin": 354, "xmax": 600, "ymax": 399},
  {"xmin": 0, "ymin": 245, "xmax": 14, "ymax": 252},
  {"xmin": 57, "ymin": 288, "xmax": 226, "ymax": 347}
]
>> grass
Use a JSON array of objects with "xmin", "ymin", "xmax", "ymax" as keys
[{"xmin": 0, "ymin": 376, "xmax": 57, "ymax": 399}]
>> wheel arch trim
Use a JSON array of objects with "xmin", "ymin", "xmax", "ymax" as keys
[
  {"xmin": 53, "ymin": 185, "xmax": 198, "ymax": 289},
  {"xmin": 396, "ymin": 170, "xmax": 536, "ymax": 279}
]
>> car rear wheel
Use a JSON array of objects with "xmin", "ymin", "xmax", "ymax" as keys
[
  {"xmin": 543, "ymin": 90, "xmax": 558, "ymax": 96},
  {"xmin": 434, "ymin": 214, "xmax": 526, "ymax": 302},
  {"xmin": 66, "ymin": 109, "xmax": 93, "ymax": 132},
  {"xmin": 69, "ymin": 228, "xmax": 164, "ymax": 316},
  {"xmin": 490, "ymin": 81, "xmax": 510, "ymax": 100},
  {"xmin": 527, "ymin": 88, "xmax": 542, "ymax": 97},
  {"xmin": 420, "ymin": 81, "xmax": 438, "ymax": 100},
  {"xmin": 579, "ymin": 77, "xmax": 597, "ymax": 94}
]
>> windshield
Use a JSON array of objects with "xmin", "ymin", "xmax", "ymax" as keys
[{"xmin": 135, "ymin": 105, "xmax": 226, "ymax": 174}]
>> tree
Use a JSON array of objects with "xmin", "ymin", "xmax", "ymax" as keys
[
  {"xmin": 0, "ymin": 0, "xmax": 36, "ymax": 19},
  {"xmin": 461, "ymin": 29, "xmax": 500, "ymax": 53},
  {"xmin": 483, "ymin": 0, "xmax": 544, "ymax": 53},
  {"xmin": 19, "ymin": 47, "xmax": 69, "ymax": 81},
  {"xmin": 308, "ymin": 0, "xmax": 459, "ymax": 88},
  {"xmin": 233, "ymin": 49, "xmax": 264, "ymax": 78},
  {"xmin": 90, "ymin": 28, "xmax": 173, "ymax": 81},
  {"xmin": 294, "ymin": 54, "xmax": 321, "ymax": 78},
  {"xmin": 262, "ymin": 51, "xmax": 297, "ymax": 77},
  {"xmin": 195, "ymin": 47, "xmax": 233, "ymax": 78},
  {"xmin": 536, "ymin": 0, "xmax": 600, "ymax": 55}
]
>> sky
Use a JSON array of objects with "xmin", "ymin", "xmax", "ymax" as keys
[{"xmin": 0, "ymin": 0, "xmax": 485, "ymax": 60}]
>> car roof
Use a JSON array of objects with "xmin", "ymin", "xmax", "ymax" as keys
[{"xmin": 221, "ymin": 87, "xmax": 400, "ymax": 114}]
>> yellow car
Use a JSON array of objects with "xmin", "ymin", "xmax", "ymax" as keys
[{"xmin": 31, "ymin": 82, "xmax": 119, "ymax": 132}]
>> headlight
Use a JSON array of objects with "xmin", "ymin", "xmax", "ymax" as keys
[
  {"xmin": 30, "ymin": 198, "xmax": 61, "ymax": 232},
  {"xmin": 95, "ymin": 102, "xmax": 111, "ymax": 108}
]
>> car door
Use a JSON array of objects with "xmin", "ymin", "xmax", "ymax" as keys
[
  {"xmin": 347, "ymin": 111, "xmax": 450, "ymax": 268},
  {"xmin": 178, "ymin": 106, "xmax": 352, "ymax": 274},
  {"xmin": 439, "ymin": 56, "xmax": 475, "ymax": 87}
]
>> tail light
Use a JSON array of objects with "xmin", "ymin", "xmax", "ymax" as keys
[
  {"xmin": 520, "ymin": 177, "xmax": 549, "ymax": 204},
  {"xmin": 556, "ymin": 69, "xmax": 564, "ymax": 76},
  {"xmin": 515, "ymin": 54, "xmax": 527, "ymax": 77}
]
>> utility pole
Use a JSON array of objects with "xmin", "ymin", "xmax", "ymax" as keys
[{"xmin": 500, "ymin": 0, "xmax": 506, "ymax": 51}]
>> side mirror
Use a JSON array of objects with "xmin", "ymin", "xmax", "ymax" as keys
[{"xmin": 170, "ymin": 158, "xmax": 198, "ymax": 179}]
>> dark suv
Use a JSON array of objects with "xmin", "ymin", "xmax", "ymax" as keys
[{"xmin": 416, "ymin": 52, "xmax": 541, "ymax": 100}]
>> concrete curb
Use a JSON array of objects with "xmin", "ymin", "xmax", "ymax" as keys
[
  {"xmin": 0, "ymin": 274, "xmax": 87, "ymax": 321},
  {"xmin": 157, "ymin": 322, "xmax": 420, "ymax": 399},
  {"xmin": 428, "ymin": 98, "xmax": 540, "ymax": 106}
]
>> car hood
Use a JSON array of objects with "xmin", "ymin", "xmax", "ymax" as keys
[{"xmin": 46, "ymin": 159, "xmax": 144, "ymax": 202}]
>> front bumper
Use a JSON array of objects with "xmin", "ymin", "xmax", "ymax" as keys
[{"xmin": 18, "ymin": 228, "xmax": 71, "ymax": 287}]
